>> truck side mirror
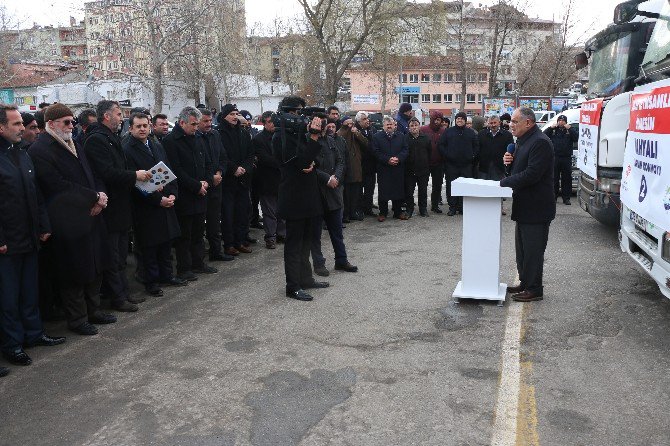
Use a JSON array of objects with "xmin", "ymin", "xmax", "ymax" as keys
[
  {"xmin": 575, "ymin": 52, "xmax": 589, "ymax": 70},
  {"xmin": 614, "ymin": 1, "xmax": 640, "ymax": 24}
]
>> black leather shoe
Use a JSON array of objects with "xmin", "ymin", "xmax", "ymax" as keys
[
  {"xmin": 446, "ymin": 209, "xmax": 457, "ymax": 216},
  {"xmin": 89, "ymin": 312, "xmax": 117, "ymax": 324},
  {"xmin": 210, "ymin": 253, "xmax": 235, "ymax": 261},
  {"xmin": 0, "ymin": 366, "xmax": 8, "ymax": 377},
  {"xmin": 563, "ymin": 199, "xmax": 571, "ymax": 205},
  {"xmin": 335, "ymin": 262, "xmax": 358, "ymax": 272},
  {"xmin": 25, "ymin": 334, "xmax": 66, "ymax": 348},
  {"xmin": 286, "ymin": 289, "xmax": 314, "ymax": 301},
  {"xmin": 145, "ymin": 283, "xmax": 164, "ymax": 297},
  {"xmin": 162, "ymin": 277, "xmax": 189, "ymax": 287},
  {"xmin": 506, "ymin": 284, "xmax": 524, "ymax": 293},
  {"xmin": 512, "ymin": 291, "xmax": 543, "ymax": 302},
  {"xmin": 128, "ymin": 295, "xmax": 146, "ymax": 304},
  {"xmin": 314, "ymin": 265, "xmax": 330, "ymax": 277},
  {"xmin": 193, "ymin": 265, "xmax": 218, "ymax": 274},
  {"xmin": 177, "ymin": 271, "xmax": 198, "ymax": 281},
  {"xmin": 3, "ymin": 349, "xmax": 32, "ymax": 366},
  {"xmin": 303, "ymin": 281, "xmax": 329, "ymax": 289},
  {"xmin": 112, "ymin": 301, "xmax": 138, "ymax": 312},
  {"xmin": 70, "ymin": 322, "xmax": 98, "ymax": 336},
  {"xmin": 431, "ymin": 207, "xmax": 443, "ymax": 214}
]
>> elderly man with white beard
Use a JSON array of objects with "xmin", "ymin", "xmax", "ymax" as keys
[{"xmin": 28, "ymin": 103, "xmax": 115, "ymax": 336}]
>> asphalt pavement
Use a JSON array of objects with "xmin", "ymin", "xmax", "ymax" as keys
[{"xmin": 0, "ymin": 196, "xmax": 668, "ymax": 446}]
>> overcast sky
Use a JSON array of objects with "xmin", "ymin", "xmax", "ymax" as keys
[{"xmin": 9, "ymin": 0, "xmax": 623, "ymax": 43}]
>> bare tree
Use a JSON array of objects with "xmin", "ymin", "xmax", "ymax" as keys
[{"xmin": 297, "ymin": 0, "xmax": 408, "ymax": 104}]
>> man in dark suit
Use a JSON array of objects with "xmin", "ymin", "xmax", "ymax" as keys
[
  {"xmin": 373, "ymin": 116, "xmax": 409, "ymax": 221},
  {"xmin": 543, "ymin": 114, "xmax": 578, "ymax": 205},
  {"xmin": 218, "ymin": 104, "xmax": 255, "ymax": 256},
  {"xmin": 500, "ymin": 107, "xmax": 556, "ymax": 302},
  {"xmin": 198, "ymin": 109, "xmax": 232, "ymax": 262},
  {"xmin": 85, "ymin": 100, "xmax": 151, "ymax": 313},
  {"xmin": 0, "ymin": 105, "xmax": 65, "ymax": 371},
  {"xmin": 253, "ymin": 111, "xmax": 284, "ymax": 249},
  {"xmin": 164, "ymin": 106, "xmax": 217, "ymax": 281},
  {"xmin": 123, "ymin": 113, "xmax": 187, "ymax": 296},
  {"xmin": 29, "ymin": 104, "xmax": 115, "ymax": 336},
  {"xmin": 272, "ymin": 96, "xmax": 328, "ymax": 301}
]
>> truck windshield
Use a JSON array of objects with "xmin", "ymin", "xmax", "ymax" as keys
[
  {"xmin": 589, "ymin": 32, "xmax": 633, "ymax": 96},
  {"xmin": 641, "ymin": 2, "xmax": 670, "ymax": 68}
]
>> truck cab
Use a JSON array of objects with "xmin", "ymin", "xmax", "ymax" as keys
[
  {"xmin": 618, "ymin": 0, "xmax": 670, "ymax": 299},
  {"xmin": 575, "ymin": 2, "xmax": 658, "ymax": 226}
]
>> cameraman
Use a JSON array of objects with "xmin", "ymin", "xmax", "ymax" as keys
[{"xmin": 272, "ymin": 96, "xmax": 329, "ymax": 302}]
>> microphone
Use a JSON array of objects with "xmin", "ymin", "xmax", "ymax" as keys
[{"xmin": 504, "ymin": 143, "xmax": 516, "ymax": 177}]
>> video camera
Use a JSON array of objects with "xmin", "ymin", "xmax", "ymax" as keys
[
  {"xmin": 368, "ymin": 112, "xmax": 384, "ymax": 132},
  {"xmin": 272, "ymin": 106, "xmax": 327, "ymax": 135}
]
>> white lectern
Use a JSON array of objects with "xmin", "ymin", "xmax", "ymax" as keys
[{"xmin": 450, "ymin": 178, "xmax": 513, "ymax": 305}]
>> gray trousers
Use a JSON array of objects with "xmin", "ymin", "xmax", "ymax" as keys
[
  {"xmin": 515, "ymin": 222, "xmax": 550, "ymax": 296},
  {"xmin": 260, "ymin": 194, "xmax": 285, "ymax": 241}
]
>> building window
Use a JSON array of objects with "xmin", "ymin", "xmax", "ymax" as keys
[
  {"xmin": 421, "ymin": 94, "xmax": 431, "ymax": 103},
  {"xmin": 421, "ymin": 73, "xmax": 430, "ymax": 83},
  {"xmin": 467, "ymin": 94, "xmax": 476, "ymax": 103},
  {"xmin": 455, "ymin": 94, "xmax": 462, "ymax": 103},
  {"xmin": 432, "ymin": 94, "xmax": 441, "ymax": 103},
  {"xmin": 478, "ymin": 94, "xmax": 485, "ymax": 102},
  {"xmin": 432, "ymin": 73, "xmax": 442, "ymax": 83},
  {"xmin": 444, "ymin": 94, "xmax": 453, "ymax": 102},
  {"xmin": 479, "ymin": 73, "xmax": 488, "ymax": 82},
  {"xmin": 467, "ymin": 73, "xmax": 477, "ymax": 82},
  {"xmin": 454, "ymin": 73, "xmax": 463, "ymax": 82},
  {"xmin": 399, "ymin": 73, "xmax": 407, "ymax": 83},
  {"xmin": 409, "ymin": 74, "xmax": 419, "ymax": 83},
  {"xmin": 445, "ymin": 73, "xmax": 453, "ymax": 82}
]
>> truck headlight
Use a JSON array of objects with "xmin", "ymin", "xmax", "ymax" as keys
[
  {"xmin": 663, "ymin": 232, "xmax": 670, "ymax": 263},
  {"xmin": 598, "ymin": 177, "xmax": 621, "ymax": 194}
]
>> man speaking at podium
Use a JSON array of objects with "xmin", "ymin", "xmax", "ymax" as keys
[{"xmin": 500, "ymin": 108, "xmax": 555, "ymax": 302}]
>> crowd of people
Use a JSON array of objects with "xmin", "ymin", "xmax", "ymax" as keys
[{"xmin": 0, "ymin": 96, "xmax": 559, "ymax": 377}]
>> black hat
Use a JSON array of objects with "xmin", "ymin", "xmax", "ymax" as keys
[
  {"xmin": 500, "ymin": 113, "xmax": 511, "ymax": 122},
  {"xmin": 220, "ymin": 103, "xmax": 238, "ymax": 119},
  {"xmin": 557, "ymin": 114, "xmax": 567, "ymax": 122},
  {"xmin": 239, "ymin": 110, "xmax": 252, "ymax": 121},
  {"xmin": 21, "ymin": 112, "xmax": 36, "ymax": 127},
  {"xmin": 399, "ymin": 103, "xmax": 412, "ymax": 114},
  {"xmin": 455, "ymin": 111, "xmax": 468, "ymax": 121}
]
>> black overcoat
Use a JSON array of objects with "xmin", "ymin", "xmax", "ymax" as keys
[
  {"xmin": 439, "ymin": 125, "xmax": 480, "ymax": 167},
  {"xmin": 163, "ymin": 124, "xmax": 213, "ymax": 216},
  {"xmin": 478, "ymin": 128, "xmax": 514, "ymax": 179},
  {"xmin": 372, "ymin": 131, "xmax": 408, "ymax": 201},
  {"xmin": 84, "ymin": 123, "xmax": 136, "ymax": 233},
  {"xmin": 500, "ymin": 125, "xmax": 556, "ymax": 224},
  {"xmin": 28, "ymin": 132, "xmax": 110, "ymax": 285},
  {"xmin": 123, "ymin": 136, "xmax": 181, "ymax": 247},
  {"xmin": 405, "ymin": 132, "xmax": 431, "ymax": 177},
  {"xmin": 315, "ymin": 135, "xmax": 345, "ymax": 211},
  {"xmin": 0, "ymin": 137, "xmax": 50, "ymax": 253},
  {"xmin": 253, "ymin": 129, "xmax": 281, "ymax": 196},
  {"xmin": 218, "ymin": 121, "xmax": 254, "ymax": 188},
  {"xmin": 198, "ymin": 129, "xmax": 228, "ymax": 199},
  {"xmin": 272, "ymin": 132, "xmax": 323, "ymax": 220}
]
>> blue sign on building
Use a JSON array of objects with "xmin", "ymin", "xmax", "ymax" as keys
[
  {"xmin": 0, "ymin": 89, "xmax": 14, "ymax": 104},
  {"xmin": 395, "ymin": 86, "xmax": 420, "ymax": 94}
]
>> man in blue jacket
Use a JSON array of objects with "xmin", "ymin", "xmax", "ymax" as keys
[{"xmin": 501, "ymin": 108, "xmax": 555, "ymax": 302}]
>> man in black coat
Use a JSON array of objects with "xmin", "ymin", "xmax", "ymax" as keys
[
  {"xmin": 85, "ymin": 100, "xmax": 151, "ymax": 312},
  {"xmin": 0, "ymin": 105, "xmax": 65, "ymax": 371},
  {"xmin": 373, "ymin": 117, "xmax": 409, "ymax": 221},
  {"xmin": 29, "ymin": 104, "xmax": 115, "ymax": 336},
  {"xmin": 405, "ymin": 117, "xmax": 431, "ymax": 217},
  {"xmin": 198, "ymin": 109, "xmax": 232, "ymax": 261},
  {"xmin": 310, "ymin": 119, "xmax": 358, "ymax": 277},
  {"xmin": 478, "ymin": 114, "xmax": 514, "ymax": 181},
  {"xmin": 253, "ymin": 111, "xmax": 284, "ymax": 249},
  {"xmin": 164, "ymin": 106, "xmax": 217, "ymax": 281},
  {"xmin": 123, "ymin": 113, "xmax": 187, "ymax": 296},
  {"xmin": 218, "ymin": 104, "xmax": 255, "ymax": 256},
  {"xmin": 272, "ymin": 96, "xmax": 328, "ymax": 301},
  {"xmin": 543, "ymin": 114, "xmax": 578, "ymax": 205},
  {"xmin": 356, "ymin": 112, "xmax": 377, "ymax": 216},
  {"xmin": 500, "ymin": 107, "xmax": 555, "ymax": 302},
  {"xmin": 439, "ymin": 111, "xmax": 479, "ymax": 216}
]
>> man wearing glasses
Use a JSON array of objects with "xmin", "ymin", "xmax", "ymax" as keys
[{"xmin": 500, "ymin": 107, "xmax": 555, "ymax": 302}]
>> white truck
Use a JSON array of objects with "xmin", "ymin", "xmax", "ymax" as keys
[
  {"xmin": 617, "ymin": 0, "xmax": 670, "ymax": 299},
  {"xmin": 575, "ymin": 0, "xmax": 659, "ymax": 227}
]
